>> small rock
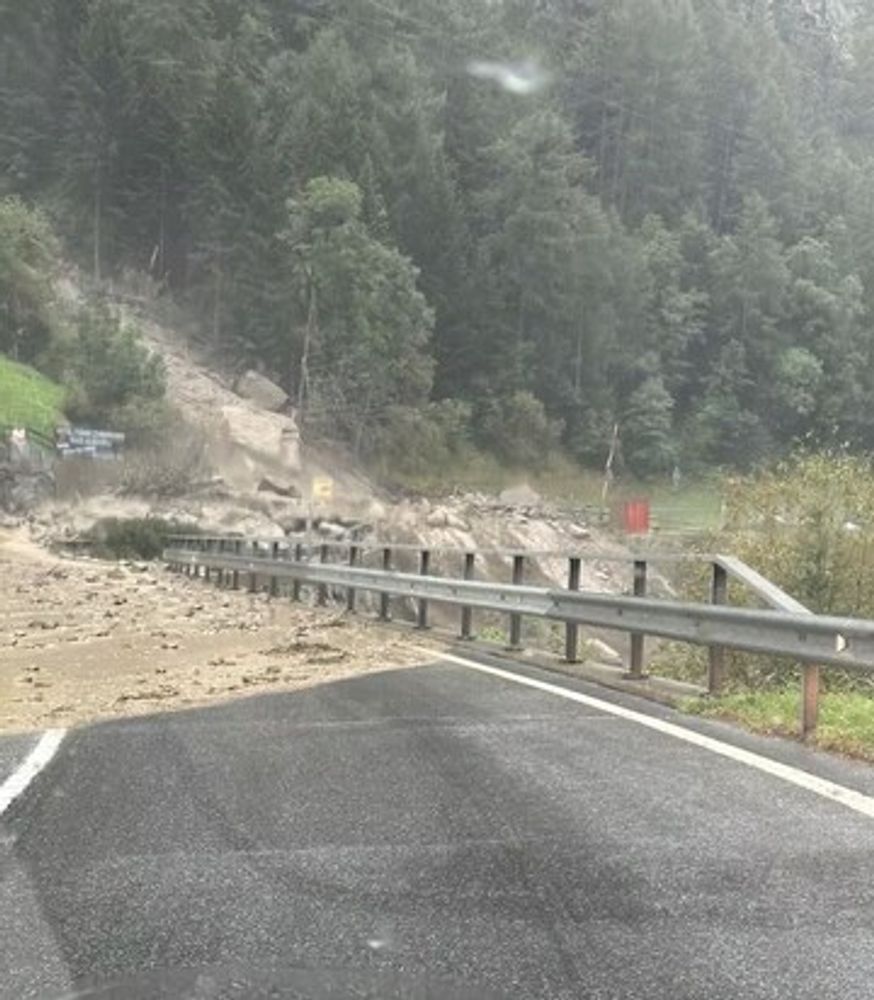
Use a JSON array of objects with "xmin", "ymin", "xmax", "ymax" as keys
[
  {"xmin": 258, "ymin": 477, "xmax": 301, "ymax": 499},
  {"xmin": 426, "ymin": 508, "xmax": 450, "ymax": 529},
  {"xmin": 318, "ymin": 521, "xmax": 347, "ymax": 541},
  {"xmin": 445, "ymin": 511, "xmax": 470, "ymax": 531}
]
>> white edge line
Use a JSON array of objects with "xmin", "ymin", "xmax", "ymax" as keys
[
  {"xmin": 417, "ymin": 647, "xmax": 874, "ymax": 821},
  {"xmin": 0, "ymin": 729, "xmax": 66, "ymax": 817}
]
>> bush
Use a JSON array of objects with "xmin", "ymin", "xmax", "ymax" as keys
[
  {"xmin": 43, "ymin": 303, "xmax": 168, "ymax": 444},
  {"xmin": 82, "ymin": 517, "xmax": 198, "ymax": 560},
  {"xmin": 653, "ymin": 452, "xmax": 874, "ymax": 692}
]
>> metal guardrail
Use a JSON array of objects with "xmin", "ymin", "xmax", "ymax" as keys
[{"xmin": 163, "ymin": 535, "xmax": 869, "ymax": 739}]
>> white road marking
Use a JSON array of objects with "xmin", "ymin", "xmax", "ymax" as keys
[
  {"xmin": 0, "ymin": 730, "xmax": 66, "ymax": 817},
  {"xmin": 424, "ymin": 649, "xmax": 874, "ymax": 820}
]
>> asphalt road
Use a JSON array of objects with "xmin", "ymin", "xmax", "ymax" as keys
[{"xmin": 4, "ymin": 656, "xmax": 874, "ymax": 999}]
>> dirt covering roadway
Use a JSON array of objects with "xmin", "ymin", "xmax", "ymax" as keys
[{"xmin": 0, "ymin": 527, "xmax": 429, "ymax": 733}]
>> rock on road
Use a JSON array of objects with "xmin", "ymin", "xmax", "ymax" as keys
[{"xmin": 4, "ymin": 656, "xmax": 874, "ymax": 999}]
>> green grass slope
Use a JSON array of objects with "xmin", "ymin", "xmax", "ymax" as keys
[{"xmin": 0, "ymin": 354, "xmax": 65, "ymax": 438}]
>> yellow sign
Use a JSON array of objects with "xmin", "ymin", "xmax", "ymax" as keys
[{"xmin": 311, "ymin": 476, "xmax": 334, "ymax": 503}]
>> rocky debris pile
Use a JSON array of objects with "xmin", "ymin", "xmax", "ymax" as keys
[{"xmin": 0, "ymin": 437, "xmax": 55, "ymax": 514}]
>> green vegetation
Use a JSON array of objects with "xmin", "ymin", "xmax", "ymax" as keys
[
  {"xmin": 4, "ymin": 3, "xmax": 874, "ymax": 475},
  {"xmin": 42, "ymin": 303, "xmax": 167, "ymax": 444},
  {"xmin": 81, "ymin": 517, "xmax": 198, "ymax": 561},
  {"xmin": 655, "ymin": 452, "xmax": 874, "ymax": 688},
  {"xmin": 684, "ymin": 691, "xmax": 874, "ymax": 762},
  {"xmin": 0, "ymin": 196, "xmax": 58, "ymax": 363},
  {"xmin": 0, "ymin": 194, "xmax": 168, "ymax": 442},
  {"xmin": 0, "ymin": 355, "xmax": 65, "ymax": 438},
  {"xmin": 643, "ymin": 452, "xmax": 874, "ymax": 759}
]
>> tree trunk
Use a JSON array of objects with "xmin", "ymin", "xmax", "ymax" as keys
[
  {"xmin": 212, "ymin": 251, "xmax": 223, "ymax": 346},
  {"xmin": 298, "ymin": 275, "xmax": 317, "ymax": 415},
  {"xmin": 93, "ymin": 161, "xmax": 102, "ymax": 284}
]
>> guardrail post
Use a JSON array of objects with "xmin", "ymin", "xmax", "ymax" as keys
[
  {"xmin": 318, "ymin": 543, "xmax": 329, "ymax": 606},
  {"xmin": 417, "ymin": 549, "xmax": 430, "ymax": 630},
  {"xmin": 270, "ymin": 542, "xmax": 280, "ymax": 597},
  {"xmin": 248, "ymin": 541, "xmax": 258, "ymax": 593},
  {"xmin": 215, "ymin": 540, "xmax": 224, "ymax": 587},
  {"xmin": 292, "ymin": 543, "xmax": 303, "ymax": 602},
  {"xmin": 346, "ymin": 545, "xmax": 359, "ymax": 613},
  {"xmin": 628, "ymin": 559, "xmax": 647, "ymax": 678},
  {"xmin": 709, "ymin": 562, "xmax": 728, "ymax": 694},
  {"xmin": 565, "ymin": 557, "xmax": 581, "ymax": 663},
  {"xmin": 460, "ymin": 552, "xmax": 475, "ymax": 640},
  {"xmin": 204, "ymin": 539, "xmax": 212, "ymax": 583},
  {"xmin": 508, "ymin": 554, "xmax": 524, "ymax": 650},
  {"xmin": 232, "ymin": 539, "xmax": 241, "ymax": 590},
  {"xmin": 801, "ymin": 665, "xmax": 820, "ymax": 740},
  {"xmin": 380, "ymin": 547, "xmax": 392, "ymax": 621}
]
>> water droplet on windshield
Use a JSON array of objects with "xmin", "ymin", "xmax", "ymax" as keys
[{"xmin": 466, "ymin": 59, "xmax": 551, "ymax": 96}]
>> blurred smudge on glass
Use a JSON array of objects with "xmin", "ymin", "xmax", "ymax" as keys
[{"xmin": 466, "ymin": 59, "xmax": 551, "ymax": 95}]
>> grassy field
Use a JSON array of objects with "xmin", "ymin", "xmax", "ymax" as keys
[
  {"xmin": 683, "ymin": 690, "xmax": 874, "ymax": 760},
  {"xmin": 0, "ymin": 354, "xmax": 65, "ymax": 438},
  {"xmin": 386, "ymin": 449, "xmax": 725, "ymax": 533}
]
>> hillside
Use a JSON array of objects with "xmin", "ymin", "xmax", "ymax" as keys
[{"xmin": 6, "ymin": 2, "xmax": 874, "ymax": 478}]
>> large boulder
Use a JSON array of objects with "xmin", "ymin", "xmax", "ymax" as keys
[
  {"xmin": 217, "ymin": 405, "xmax": 301, "ymax": 473},
  {"xmin": 234, "ymin": 370, "xmax": 289, "ymax": 412},
  {"xmin": 499, "ymin": 482, "xmax": 542, "ymax": 508}
]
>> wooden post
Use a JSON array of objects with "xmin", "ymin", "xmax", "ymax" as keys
[
  {"xmin": 460, "ymin": 552, "xmax": 475, "ymax": 640},
  {"xmin": 270, "ymin": 542, "xmax": 280, "ymax": 598},
  {"xmin": 801, "ymin": 664, "xmax": 820, "ymax": 740},
  {"xmin": 709, "ymin": 562, "xmax": 728, "ymax": 694},
  {"xmin": 248, "ymin": 541, "xmax": 258, "ymax": 593},
  {"xmin": 346, "ymin": 545, "xmax": 359, "ymax": 613},
  {"xmin": 508, "ymin": 555, "xmax": 524, "ymax": 650},
  {"xmin": 628, "ymin": 559, "xmax": 647, "ymax": 678},
  {"xmin": 292, "ymin": 543, "xmax": 303, "ymax": 603},
  {"xmin": 417, "ymin": 549, "xmax": 430, "ymax": 630},
  {"xmin": 565, "ymin": 557, "xmax": 581, "ymax": 663},
  {"xmin": 232, "ymin": 539, "xmax": 241, "ymax": 591},
  {"xmin": 318, "ymin": 543, "xmax": 329, "ymax": 607},
  {"xmin": 380, "ymin": 547, "xmax": 392, "ymax": 621}
]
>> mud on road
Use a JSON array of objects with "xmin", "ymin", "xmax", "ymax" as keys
[{"xmin": 0, "ymin": 528, "xmax": 427, "ymax": 733}]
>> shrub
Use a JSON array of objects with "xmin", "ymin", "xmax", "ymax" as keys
[
  {"xmin": 43, "ymin": 303, "xmax": 168, "ymax": 444},
  {"xmin": 653, "ymin": 452, "xmax": 874, "ymax": 692},
  {"xmin": 82, "ymin": 517, "xmax": 198, "ymax": 561}
]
